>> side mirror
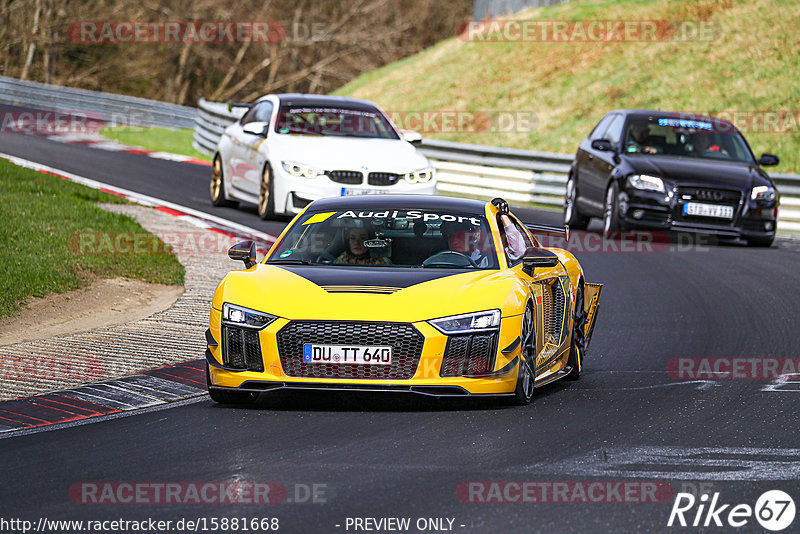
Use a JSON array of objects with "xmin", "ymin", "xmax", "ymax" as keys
[
  {"xmin": 401, "ymin": 129, "xmax": 423, "ymax": 145},
  {"xmin": 758, "ymin": 153, "xmax": 779, "ymax": 166},
  {"xmin": 591, "ymin": 139, "xmax": 614, "ymax": 152},
  {"xmin": 522, "ymin": 247, "xmax": 559, "ymax": 275},
  {"xmin": 242, "ymin": 121, "xmax": 269, "ymax": 137},
  {"xmin": 228, "ymin": 240, "xmax": 257, "ymax": 268}
]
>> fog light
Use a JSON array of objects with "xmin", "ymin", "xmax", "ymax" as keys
[
  {"xmin": 765, "ymin": 221, "xmax": 774, "ymax": 231},
  {"xmin": 632, "ymin": 209, "xmax": 644, "ymax": 220}
]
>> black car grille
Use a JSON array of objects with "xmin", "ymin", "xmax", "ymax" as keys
[
  {"xmin": 540, "ymin": 280, "xmax": 566, "ymax": 345},
  {"xmin": 677, "ymin": 187, "xmax": 741, "ymax": 205},
  {"xmin": 223, "ymin": 326, "xmax": 264, "ymax": 372},
  {"xmin": 367, "ymin": 172, "xmax": 401, "ymax": 186},
  {"xmin": 276, "ymin": 321, "xmax": 424, "ymax": 379},
  {"xmin": 327, "ymin": 170, "xmax": 363, "ymax": 184},
  {"xmin": 440, "ymin": 333, "xmax": 498, "ymax": 377}
]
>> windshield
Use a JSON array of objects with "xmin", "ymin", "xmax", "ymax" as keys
[
  {"xmin": 274, "ymin": 105, "xmax": 400, "ymax": 139},
  {"xmin": 622, "ymin": 117, "xmax": 755, "ymax": 163},
  {"xmin": 267, "ymin": 209, "xmax": 499, "ymax": 269}
]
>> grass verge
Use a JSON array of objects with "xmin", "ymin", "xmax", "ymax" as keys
[
  {"xmin": 0, "ymin": 158, "xmax": 185, "ymax": 318},
  {"xmin": 100, "ymin": 126, "xmax": 211, "ymax": 161}
]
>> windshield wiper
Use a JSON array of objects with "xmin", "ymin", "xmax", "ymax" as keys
[{"xmin": 267, "ymin": 259, "xmax": 313, "ymax": 265}]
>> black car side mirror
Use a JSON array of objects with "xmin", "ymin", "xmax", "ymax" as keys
[
  {"xmin": 228, "ymin": 240, "xmax": 257, "ymax": 268},
  {"xmin": 591, "ymin": 139, "xmax": 614, "ymax": 152},
  {"xmin": 758, "ymin": 153, "xmax": 779, "ymax": 166},
  {"xmin": 522, "ymin": 247, "xmax": 559, "ymax": 275}
]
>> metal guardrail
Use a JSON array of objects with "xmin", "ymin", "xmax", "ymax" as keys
[
  {"xmin": 0, "ymin": 76, "xmax": 197, "ymax": 129},
  {"xmin": 193, "ymin": 98, "xmax": 800, "ymax": 232}
]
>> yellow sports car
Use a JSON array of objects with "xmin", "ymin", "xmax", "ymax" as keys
[{"xmin": 205, "ymin": 195, "xmax": 602, "ymax": 405}]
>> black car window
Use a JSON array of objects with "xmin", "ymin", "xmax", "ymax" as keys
[
  {"xmin": 603, "ymin": 114, "xmax": 625, "ymax": 145},
  {"xmin": 590, "ymin": 115, "xmax": 615, "ymax": 141},
  {"xmin": 240, "ymin": 101, "xmax": 273, "ymax": 125}
]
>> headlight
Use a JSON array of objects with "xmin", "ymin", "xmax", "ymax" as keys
[
  {"xmin": 751, "ymin": 185, "xmax": 776, "ymax": 201},
  {"xmin": 403, "ymin": 167, "xmax": 434, "ymax": 184},
  {"xmin": 627, "ymin": 174, "xmax": 665, "ymax": 193},
  {"xmin": 281, "ymin": 161, "xmax": 322, "ymax": 179},
  {"xmin": 221, "ymin": 303, "xmax": 277, "ymax": 329},
  {"xmin": 428, "ymin": 309, "xmax": 501, "ymax": 334}
]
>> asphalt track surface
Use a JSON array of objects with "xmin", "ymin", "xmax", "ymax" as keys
[{"xmin": 2, "ymin": 119, "xmax": 800, "ymax": 533}]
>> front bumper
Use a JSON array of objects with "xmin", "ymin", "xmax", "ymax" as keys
[
  {"xmin": 273, "ymin": 166, "xmax": 438, "ymax": 215},
  {"xmin": 617, "ymin": 183, "xmax": 777, "ymax": 240},
  {"xmin": 206, "ymin": 310, "xmax": 522, "ymax": 397}
]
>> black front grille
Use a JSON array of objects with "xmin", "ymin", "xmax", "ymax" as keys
[
  {"xmin": 223, "ymin": 326, "xmax": 264, "ymax": 371},
  {"xmin": 440, "ymin": 333, "xmax": 498, "ymax": 377},
  {"xmin": 327, "ymin": 170, "xmax": 363, "ymax": 184},
  {"xmin": 367, "ymin": 172, "xmax": 401, "ymax": 186},
  {"xmin": 677, "ymin": 187, "xmax": 741, "ymax": 204},
  {"xmin": 277, "ymin": 321, "xmax": 424, "ymax": 379}
]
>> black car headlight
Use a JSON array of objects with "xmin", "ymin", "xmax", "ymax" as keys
[
  {"xmin": 221, "ymin": 303, "xmax": 277, "ymax": 330},
  {"xmin": 428, "ymin": 310, "xmax": 501, "ymax": 334},
  {"xmin": 751, "ymin": 185, "xmax": 776, "ymax": 201},
  {"xmin": 627, "ymin": 174, "xmax": 665, "ymax": 193}
]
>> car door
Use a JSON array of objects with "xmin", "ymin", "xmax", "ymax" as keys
[
  {"xmin": 234, "ymin": 100, "xmax": 274, "ymax": 196},
  {"xmin": 576, "ymin": 114, "xmax": 615, "ymax": 215},
  {"xmin": 583, "ymin": 113, "xmax": 624, "ymax": 214}
]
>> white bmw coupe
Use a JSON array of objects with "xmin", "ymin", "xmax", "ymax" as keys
[{"xmin": 210, "ymin": 94, "xmax": 436, "ymax": 218}]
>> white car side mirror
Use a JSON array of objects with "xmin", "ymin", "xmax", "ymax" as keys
[
  {"xmin": 401, "ymin": 129, "xmax": 423, "ymax": 145},
  {"xmin": 242, "ymin": 121, "xmax": 269, "ymax": 136}
]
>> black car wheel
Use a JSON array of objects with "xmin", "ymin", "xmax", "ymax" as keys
[
  {"xmin": 510, "ymin": 304, "xmax": 536, "ymax": 405},
  {"xmin": 258, "ymin": 164, "xmax": 275, "ymax": 220},
  {"xmin": 206, "ymin": 363, "xmax": 257, "ymax": 405},
  {"xmin": 564, "ymin": 174, "xmax": 590, "ymax": 230},
  {"xmin": 210, "ymin": 155, "xmax": 238, "ymax": 207},
  {"xmin": 603, "ymin": 182, "xmax": 622, "ymax": 235},
  {"xmin": 565, "ymin": 282, "xmax": 585, "ymax": 380}
]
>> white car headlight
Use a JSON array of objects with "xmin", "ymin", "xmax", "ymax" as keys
[
  {"xmin": 282, "ymin": 161, "xmax": 322, "ymax": 179},
  {"xmin": 751, "ymin": 185, "xmax": 776, "ymax": 201},
  {"xmin": 627, "ymin": 174, "xmax": 665, "ymax": 193},
  {"xmin": 403, "ymin": 167, "xmax": 434, "ymax": 184},
  {"xmin": 428, "ymin": 309, "xmax": 501, "ymax": 334},
  {"xmin": 222, "ymin": 303, "xmax": 277, "ymax": 330}
]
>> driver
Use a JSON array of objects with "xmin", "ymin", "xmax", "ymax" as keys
[
  {"xmin": 334, "ymin": 227, "xmax": 392, "ymax": 265},
  {"xmin": 625, "ymin": 122, "xmax": 661, "ymax": 154},
  {"xmin": 440, "ymin": 221, "xmax": 489, "ymax": 267}
]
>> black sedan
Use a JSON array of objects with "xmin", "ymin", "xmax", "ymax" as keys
[{"xmin": 565, "ymin": 109, "xmax": 780, "ymax": 246}]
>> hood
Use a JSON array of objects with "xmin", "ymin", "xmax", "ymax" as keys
[
  {"xmin": 214, "ymin": 265, "xmax": 521, "ymax": 323},
  {"xmin": 621, "ymin": 154, "xmax": 770, "ymax": 190},
  {"xmin": 265, "ymin": 134, "xmax": 430, "ymax": 173}
]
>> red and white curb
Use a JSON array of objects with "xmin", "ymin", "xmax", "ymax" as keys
[
  {"xmin": 41, "ymin": 132, "xmax": 211, "ymax": 166},
  {"xmin": 0, "ymin": 151, "xmax": 276, "ymax": 254}
]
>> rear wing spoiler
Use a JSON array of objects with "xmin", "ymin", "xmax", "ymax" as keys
[
  {"xmin": 227, "ymin": 102, "xmax": 253, "ymax": 112},
  {"xmin": 525, "ymin": 223, "xmax": 570, "ymax": 241}
]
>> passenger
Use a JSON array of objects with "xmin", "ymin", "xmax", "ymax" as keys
[
  {"xmin": 625, "ymin": 122, "xmax": 661, "ymax": 154},
  {"xmin": 692, "ymin": 133, "xmax": 729, "ymax": 158},
  {"xmin": 334, "ymin": 227, "xmax": 392, "ymax": 265}
]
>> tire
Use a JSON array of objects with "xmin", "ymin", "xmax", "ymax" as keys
[
  {"xmin": 206, "ymin": 363, "xmax": 257, "ymax": 405},
  {"xmin": 210, "ymin": 155, "xmax": 238, "ymax": 207},
  {"xmin": 603, "ymin": 181, "xmax": 622, "ymax": 236},
  {"xmin": 565, "ymin": 282, "xmax": 585, "ymax": 381},
  {"xmin": 564, "ymin": 174, "xmax": 590, "ymax": 230},
  {"xmin": 258, "ymin": 164, "xmax": 275, "ymax": 220},
  {"xmin": 510, "ymin": 304, "xmax": 536, "ymax": 405},
  {"xmin": 746, "ymin": 235, "xmax": 775, "ymax": 247}
]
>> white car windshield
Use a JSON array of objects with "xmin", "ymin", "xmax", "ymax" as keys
[
  {"xmin": 275, "ymin": 105, "xmax": 400, "ymax": 140},
  {"xmin": 267, "ymin": 209, "xmax": 499, "ymax": 269}
]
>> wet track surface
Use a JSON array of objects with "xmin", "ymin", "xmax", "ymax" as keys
[{"xmin": 1, "ymin": 121, "xmax": 800, "ymax": 532}]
